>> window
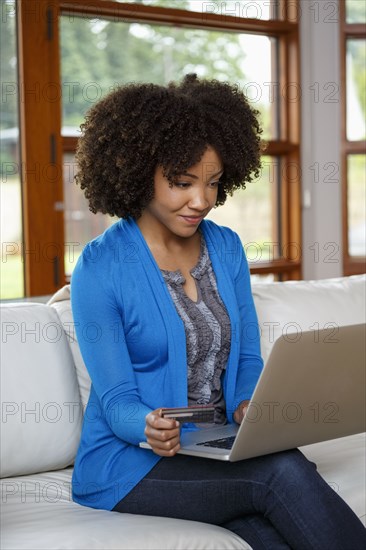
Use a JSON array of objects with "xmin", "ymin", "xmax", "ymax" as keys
[
  {"xmin": 340, "ymin": 0, "xmax": 366, "ymax": 274},
  {"xmin": 13, "ymin": 0, "xmax": 301, "ymax": 296},
  {"xmin": 0, "ymin": 0, "xmax": 23, "ymax": 299}
]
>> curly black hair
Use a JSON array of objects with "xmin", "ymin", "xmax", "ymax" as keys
[{"xmin": 75, "ymin": 73, "xmax": 263, "ymax": 219}]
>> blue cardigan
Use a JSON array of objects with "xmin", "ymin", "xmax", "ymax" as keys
[{"xmin": 71, "ymin": 218, "xmax": 263, "ymax": 510}]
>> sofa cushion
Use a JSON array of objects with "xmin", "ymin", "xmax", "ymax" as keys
[
  {"xmin": 1, "ymin": 434, "xmax": 364, "ymax": 549},
  {"xmin": 252, "ymin": 275, "xmax": 366, "ymax": 363},
  {"xmin": 300, "ymin": 433, "xmax": 366, "ymax": 526},
  {"xmin": 48, "ymin": 276, "xmax": 366, "ymax": 405},
  {"xmin": 48, "ymin": 286, "xmax": 91, "ymax": 409},
  {"xmin": 0, "ymin": 469, "xmax": 250, "ymax": 550},
  {"xmin": 0, "ymin": 303, "xmax": 83, "ymax": 478}
]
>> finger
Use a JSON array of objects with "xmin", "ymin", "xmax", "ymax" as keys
[
  {"xmin": 147, "ymin": 432, "xmax": 180, "ymax": 449},
  {"xmin": 150, "ymin": 444, "xmax": 180, "ymax": 457},
  {"xmin": 146, "ymin": 411, "xmax": 179, "ymax": 430},
  {"xmin": 145, "ymin": 425, "xmax": 180, "ymax": 443},
  {"xmin": 145, "ymin": 419, "xmax": 180, "ymax": 439},
  {"xmin": 147, "ymin": 428, "xmax": 180, "ymax": 447},
  {"xmin": 146, "ymin": 418, "xmax": 180, "ymax": 433},
  {"xmin": 234, "ymin": 407, "xmax": 246, "ymax": 424},
  {"xmin": 148, "ymin": 436, "xmax": 181, "ymax": 457}
]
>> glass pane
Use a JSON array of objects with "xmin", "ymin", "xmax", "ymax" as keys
[
  {"xmin": 347, "ymin": 155, "xmax": 366, "ymax": 257},
  {"xmin": 100, "ymin": 0, "xmax": 279, "ymax": 20},
  {"xmin": 346, "ymin": 0, "xmax": 366, "ymax": 23},
  {"xmin": 0, "ymin": 1, "xmax": 24, "ymax": 299},
  {"xmin": 63, "ymin": 153, "xmax": 117, "ymax": 277},
  {"xmin": 60, "ymin": 16, "xmax": 276, "ymax": 140},
  {"xmin": 346, "ymin": 39, "xmax": 366, "ymax": 141},
  {"xmin": 207, "ymin": 156, "xmax": 280, "ymax": 260}
]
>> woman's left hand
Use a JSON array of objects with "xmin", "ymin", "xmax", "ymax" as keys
[{"xmin": 233, "ymin": 400, "xmax": 250, "ymax": 424}]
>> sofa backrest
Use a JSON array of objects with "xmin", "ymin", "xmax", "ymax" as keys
[
  {"xmin": 0, "ymin": 303, "xmax": 83, "ymax": 478},
  {"xmin": 48, "ymin": 274, "xmax": 366, "ymax": 400},
  {"xmin": 49, "ymin": 287, "xmax": 91, "ymax": 410},
  {"xmin": 252, "ymin": 274, "xmax": 366, "ymax": 363},
  {"xmin": 1, "ymin": 275, "xmax": 364, "ymax": 478}
]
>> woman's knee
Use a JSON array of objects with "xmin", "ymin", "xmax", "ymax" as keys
[
  {"xmin": 264, "ymin": 449, "xmax": 316, "ymax": 479},
  {"xmin": 255, "ymin": 450, "xmax": 319, "ymax": 505}
]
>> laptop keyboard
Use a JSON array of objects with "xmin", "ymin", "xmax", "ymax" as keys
[{"xmin": 196, "ymin": 435, "xmax": 236, "ymax": 450}]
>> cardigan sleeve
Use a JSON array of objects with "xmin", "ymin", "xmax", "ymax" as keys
[
  {"xmin": 232, "ymin": 232, "xmax": 264, "ymax": 408},
  {"xmin": 71, "ymin": 243, "xmax": 153, "ymax": 446}
]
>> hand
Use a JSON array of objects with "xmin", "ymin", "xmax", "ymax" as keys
[
  {"xmin": 233, "ymin": 400, "xmax": 250, "ymax": 424},
  {"xmin": 144, "ymin": 408, "xmax": 181, "ymax": 457}
]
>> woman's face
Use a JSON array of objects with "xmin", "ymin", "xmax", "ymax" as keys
[{"xmin": 140, "ymin": 146, "xmax": 224, "ymax": 241}]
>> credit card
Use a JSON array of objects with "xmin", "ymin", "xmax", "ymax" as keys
[{"xmin": 161, "ymin": 405, "xmax": 215, "ymax": 423}]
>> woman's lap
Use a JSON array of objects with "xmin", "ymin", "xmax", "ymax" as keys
[
  {"xmin": 113, "ymin": 449, "xmax": 366, "ymax": 550},
  {"xmin": 113, "ymin": 449, "xmax": 310, "ymax": 521}
]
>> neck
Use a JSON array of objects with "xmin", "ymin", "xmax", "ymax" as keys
[{"xmin": 136, "ymin": 213, "xmax": 200, "ymax": 253}]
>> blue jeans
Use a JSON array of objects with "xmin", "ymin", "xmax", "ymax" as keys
[{"xmin": 112, "ymin": 449, "xmax": 366, "ymax": 550}]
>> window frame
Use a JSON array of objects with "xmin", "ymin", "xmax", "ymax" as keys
[{"xmin": 17, "ymin": 0, "xmax": 301, "ymax": 295}]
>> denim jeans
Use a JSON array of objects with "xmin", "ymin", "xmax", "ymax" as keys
[{"xmin": 112, "ymin": 449, "xmax": 366, "ymax": 550}]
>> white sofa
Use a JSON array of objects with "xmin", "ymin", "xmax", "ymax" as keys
[{"xmin": 1, "ymin": 275, "xmax": 365, "ymax": 550}]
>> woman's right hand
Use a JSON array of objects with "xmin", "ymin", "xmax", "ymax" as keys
[{"xmin": 144, "ymin": 409, "xmax": 181, "ymax": 457}]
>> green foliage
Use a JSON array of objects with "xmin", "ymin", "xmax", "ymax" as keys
[
  {"xmin": 346, "ymin": 0, "xmax": 366, "ymax": 23},
  {"xmin": 0, "ymin": 1, "xmax": 17, "ymax": 130},
  {"xmin": 60, "ymin": 13, "xmax": 252, "ymax": 127},
  {"xmin": 0, "ymin": 255, "xmax": 24, "ymax": 300},
  {"xmin": 348, "ymin": 40, "xmax": 366, "ymax": 125}
]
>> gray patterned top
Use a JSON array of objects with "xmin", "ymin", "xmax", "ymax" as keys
[{"xmin": 161, "ymin": 234, "xmax": 231, "ymax": 425}]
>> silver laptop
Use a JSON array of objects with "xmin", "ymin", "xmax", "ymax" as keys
[{"xmin": 140, "ymin": 323, "xmax": 366, "ymax": 461}]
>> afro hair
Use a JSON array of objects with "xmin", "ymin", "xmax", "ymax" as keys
[{"xmin": 75, "ymin": 73, "xmax": 263, "ymax": 219}]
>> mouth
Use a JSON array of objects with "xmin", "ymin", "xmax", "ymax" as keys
[{"xmin": 180, "ymin": 215, "xmax": 204, "ymax": 225}]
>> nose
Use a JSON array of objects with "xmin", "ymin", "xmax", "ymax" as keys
[{"xmin": 187, "ymin": 186, "xmax": 210, "ymax": 211}]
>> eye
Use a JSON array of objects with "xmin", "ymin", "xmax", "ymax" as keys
[
  {"xmin": 174, "ymin": 181, "xmax": 191, "ymax": 189},
  {"xmin": 208, "ymin": 180, "xmax": 221, "ymax": 188}
]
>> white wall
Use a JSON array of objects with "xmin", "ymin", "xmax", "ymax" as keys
[{"xmin": 300, "ymin": 0, "xmax": 343, "ymax": 279}]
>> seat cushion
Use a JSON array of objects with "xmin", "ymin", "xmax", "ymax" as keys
[
  {"xmin": 300, "ymin": 433, "xmax": 366, "ymax": 525},
  {"xmin": 0, "ymin": 469, "xmax": 250, "ymax": 550},
  {"xmin": 1, "ymin": 434, "xmax": 364, "ymax": 549},
  {"xmin": 0, "ymin": 303, "xmax": 83, "ymax": 478}
]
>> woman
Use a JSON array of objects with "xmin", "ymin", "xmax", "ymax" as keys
[{"xmin": 71, "ymin": 74, "xmax": 366, "ymax": 549}]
